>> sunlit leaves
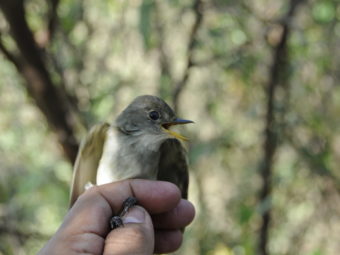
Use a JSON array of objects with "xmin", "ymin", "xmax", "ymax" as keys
[
  {"xmin": 312, "ymin": 1, "xmax": 336, "ymax": 23},
  {"xmin": 139, "ymin": 0, "xmax": 155, "ymax": 50},
  {"xmin": 59, "ymin": 0, "xmax": 83, "ymax": 34},
  {"xmin": 1, "ymin": 0, "xmax": 340, "ymax": 254}
]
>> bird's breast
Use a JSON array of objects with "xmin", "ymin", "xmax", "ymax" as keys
[{"xmin": 96, "ymin": 128, "xmax": 165, "ymax": 185}]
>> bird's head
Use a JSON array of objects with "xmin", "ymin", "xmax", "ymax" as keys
[{"xmin": 115, "ymin": 95, "xmax": 193, "ymax": 141}]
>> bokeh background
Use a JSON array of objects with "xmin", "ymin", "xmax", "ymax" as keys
[{"xmin": 1, "ymin": 0, "xmax": 340, "ymax": 254}]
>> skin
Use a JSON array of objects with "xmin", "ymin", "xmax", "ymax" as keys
[{"xmin": 39, "ymin": 180, "xmax": 195, "ymax": 255}]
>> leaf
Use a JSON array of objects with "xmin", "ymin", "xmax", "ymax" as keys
[
  {"xmin": 139, "ymin": 0, "xmax": 155, "ymax": 50},
  {"xmin": 60, "ymin": 1, "xmax": 83, "ymax": 33},
  {"xmin": 238, "ymin": 204, "xmax": 254, "ymax": 225},
  {"xmin": 312, "ymin": 1, "xmax": 335, "ymax": 23}
]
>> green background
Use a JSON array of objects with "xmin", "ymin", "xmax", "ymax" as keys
[{"xmin": 0, "ymin": 0, "xmax": 340, "ymax": 254}]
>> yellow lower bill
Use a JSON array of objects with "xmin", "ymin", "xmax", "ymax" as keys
[{"xmin": 162, "ymin": 127, "xmax": 189, "ymax": 141}]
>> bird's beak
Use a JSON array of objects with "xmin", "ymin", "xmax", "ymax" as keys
[{"xmin": 162, "ymin": 118, "xmax": 194, "ymax": 141}]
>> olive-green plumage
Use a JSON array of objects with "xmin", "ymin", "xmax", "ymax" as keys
[{"xmin": 70, "ymin": 95, "xmax": 193, "ymax": 207}]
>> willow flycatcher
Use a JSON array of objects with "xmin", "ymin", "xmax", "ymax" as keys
[{"xmin": 69, "ymin": 95, "xmax": 193, "ymax": 208}]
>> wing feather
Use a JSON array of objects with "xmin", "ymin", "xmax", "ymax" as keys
[
  {"xmin": 157, "ymin": 139, "xmax": 189, "ymax": 199},
  {"xmin": 69, "ymin": 123, "xmax": 110, "ymax": 207}
]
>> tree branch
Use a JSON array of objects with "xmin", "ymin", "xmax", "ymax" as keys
[
  {"xmin": 47, "ymin": 0, "xmax": 60, "ymax": 43},
  {"xmin": 286, "ymin": 133, "xmax": 340, "ymax": 193},
  {"xmin": 257, "ymin": 0, "xmax": 304, "ymax": 254},
  {"xmin": 0, "ymin": 32, "xmax": 22, "ymax": 69},
  {"xmin": 0, "ymin": 0, "xmax": 79, "ymax": 164},
  {"xmin": 172, "ymin": 0, "xmax": 204, "ymax": 112},
  {"xmin": 0, "ymin": 224, "xmax": 49, "ymax": 241},
  {"xmin": 154, "ymin": 0, "xmax": 174, "ymax": 99}
]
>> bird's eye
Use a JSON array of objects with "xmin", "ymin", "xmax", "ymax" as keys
[{"xmin": 149, "ymin": 111, "xmax": 160, "ymax": 120}]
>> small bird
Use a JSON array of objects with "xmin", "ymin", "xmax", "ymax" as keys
[{"xmin": 69, "ymin": 95, "xmax": 193, "ymax": 207}]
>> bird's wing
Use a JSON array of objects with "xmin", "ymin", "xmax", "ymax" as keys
[
  {"xmin": 157, "ymin": 139, "xmax": 189, "ymax": 199},
  {"xmin": 69, "ymin": 123, "xmax": 110, "ymax": 207}
]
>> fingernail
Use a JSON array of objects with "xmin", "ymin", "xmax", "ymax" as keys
[{"xmin": 123, "ymin": 206, "xmax": 145, "ymax": 224}]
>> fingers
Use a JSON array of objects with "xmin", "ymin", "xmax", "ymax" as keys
[
  {"xmin": 64, "ymin": 179, "xmax": 182, "ymax": 237},
  {"xmin": 51, "ymin": 180, "xmax": 194, "ymax": 255},
  {"xmin": 152, "ymin": 199, "xmax": 195, "ymax": 253},
  {"xmin": 152, "ymin": 199, "xmax": 195, "ymax": 230},
  {"xmin": 104, "ymin": 199, "xmax": 195, "ymax": 254},
  {"xmin": 104, "ymin": 205, "xmax": 187, "ymax": 255},
  {"xmin": 104, "ymin": 206, "xmax": 154, "ymax": 255},
  {"xmin": 154, "ymin": 230, "xmax": 183, "ymax": 254},
  {"xmin": 97, "ymin": 179, "xmax": 181, "ymax": 215}
]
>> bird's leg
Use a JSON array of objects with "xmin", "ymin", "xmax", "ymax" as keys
[
  {"xmin": 119, "ymin": 196, "xmax": 138, "ymax": 217},
  {"xmin": 110, "ymin": 216, "xmax": 124, "ymax": 229},
  {"xmin": 110, "ymin": 196, "xmax": 138, "ymax": 229}
]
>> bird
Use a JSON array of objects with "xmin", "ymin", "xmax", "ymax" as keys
[{"xmin": 69, "ymin": 95, "xmax": 193, "ymax": 207}]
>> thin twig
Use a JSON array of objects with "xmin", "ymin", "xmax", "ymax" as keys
[
  {"xmin": 257, "ymin": 0, "xmax": 305, "ymax": 254},
  {"xmin": 286, "ymin": 132, "xmax": 340, "ymax": 193},
  {"xmin": 154, "ymin": 0, "xmax": 174, "ymax": 98},
  {"xmin": 0, "ymin": 225, "xmax": 49, "ymax": 240},
  {"xmin": 46, "ymin": 0, "xmax": 60, "ymax": 44},
  {"xmin": 0, "ymin": 0, "xmax": 79, "ymax": 163},
  {"xmin": 172, "ymin": 0, "xmax": 204, "ymax": 112},
  {"xmin": 0, "ymin": 33, "xmax": 21, "ymax": 69}
]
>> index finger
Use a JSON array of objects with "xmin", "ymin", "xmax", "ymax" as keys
[
  {"xmin": 97, "ymin": 179, "xmax": 181, "ymax": 214},
  {"xmin": 62, "ymin": 179, "xmax": 181, "ymax": 237}
]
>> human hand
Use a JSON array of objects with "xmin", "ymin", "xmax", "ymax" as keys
[{"xmin": 38, "ymin": 180, "xmax": 195, "ymax": 254}]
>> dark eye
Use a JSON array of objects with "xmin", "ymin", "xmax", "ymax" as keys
[{"xmin": 149, "ymin": 111, "xmax": 160, "ymax": 120}]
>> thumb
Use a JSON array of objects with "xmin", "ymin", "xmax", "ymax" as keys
[{"xmin": 104, "ymin": 206, "xmax": 155, "ymax": 255}]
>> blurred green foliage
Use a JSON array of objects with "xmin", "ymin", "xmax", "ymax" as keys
[{"xmin": 1, "ymin": 0, "xmax": 340, "ymax": 254}]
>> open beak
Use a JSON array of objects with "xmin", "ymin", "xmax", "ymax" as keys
[{"xmin": 162, "ymin": 118, "xmax": 194, "ymax": 141}]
